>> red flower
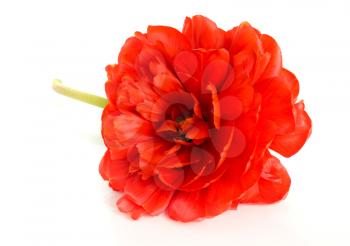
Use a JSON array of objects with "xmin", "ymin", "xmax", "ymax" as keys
[{"xmin": 100, "ymin": 15, "xmax": 312, "ymax": 222}]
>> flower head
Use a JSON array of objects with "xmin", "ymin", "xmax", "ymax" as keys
[{"xmin": 100, "ymin": 15, "xmax": 312, "ymax": 222}]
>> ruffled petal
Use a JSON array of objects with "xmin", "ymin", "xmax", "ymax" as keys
[
  {"xmin": 280, "ymin": 68, "xmax": 300, "ymax": 102},
  {"xmin": 270, "ymin": 101, "xmax": 312, "ymax": 157},
  {"xmin": 206, "ymin": 83, "xmax": 221, "ymax": 129},
  {"xmin": 185, "ymin": 120, "xmax": 209, "ymax": 139},
  {"xmin": 259, "ymin": 34, "xmax": 282, "ymax": 80},
  {"xmin": 227, "ymin": 22, "xmax": 262, "ymax": 55},
  {"xmin": 157, "ymin": 148, "xmax": 193, "ymax": 168},
  {"xmin": 147, "ymin": 25, "xmax": 191, "ymax": 58},
  {"xmin": 201, "ymin": 49, "xmax": 231, "ymax": 90},
  {"xmin": 182, "ymin": 15, "xmax": 225, "ymax": 49},
  {"xmin": 136, "ymin": 138, "xmax": 171, "ymax": 164},
  {"xmin": 210, "ymin": 126, "xmax": 247, "ymax": 161},
  {"xmin": 173, "ymin": 50, "xmax": 198, "ymax": 85},
  {"xmin": 105, "ymin": 64, "xmax": 138, "ymax": 105},
  {"xmin": 99, "ymin": 150, "xmax": 129, "ymax": 191},
  {"xmin": 153, "ymin": 73, "xmax": 184, "ymax": 93},
  {"xmin": 219, "ymin": 95, "xmax": 243, "ymax": 121},
  {"xmin": 113, "ymin": 112, "xmax": 154, "ymax": 147},
  {"xmin": 118, "ymin": 37, "xmax": 144, "ymax": 66},
  {"xmin": 227, "ymin": 22, "xmax": 272, "ymax": 87},
  {"xmin": 167, "ymin": 190, "xmax": 206, "ymax": 222},
  {"xmin": 179, "ymin": 145, "xmax": 218, "ymax": 190},
  {"xmin": 239, "ymin": 154, "xmax": 291, "ymax": 203},
  {"xmin": 119, "ymin": 178, "xmax": 174, "ymax": 217},
  {"xmin": 204, "ymin": 171, "xmax": 241, "ymax": 217},
  {"xmin": 155, "ymin": 167, "xmax": 184, "ymax": 189},
  {"xmin": 143, "ymin": 189, "xmax": 174, "ymax": 215},
  {"xmin": 101, "ymin": 104, "xmax": 119, "ymax": 148},
  {"xmin": 124, "ymin": 175, "xmax": 158, "ymax": 205},
  {"xmin": 135, "ymin": 46, "xmax": 169, "ymax": 81},
  {"xmin": 231, "ymin": 49, "xmax": 256, "ymax": 87},
  {"xmin": 136, "ymin": 100, "xmax": 163, "ymax": 122},
  {"xmin": 255, "ymin": 76, "xmax": 295, "ymax": 135},
  {"xmin": 219, "ymin": 84, "xmax": 254, "ymax": 114},
  {"xmin": 117, "ymin": 195, "xmax": 145, "ymax": 220}
]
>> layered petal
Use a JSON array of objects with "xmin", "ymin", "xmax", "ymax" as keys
[
  {"xmin": 117, "ymin": 195, "xmax": 145, "ymax": 220},
  {"xmin": 280, "ymin": 68, "xmax": 300, "ymax": 102},
  {"xmin": 118, "ymin": 37, "xmax": 144, "ymax": 65},
  {"xmin": 168, "ymin": 190, "xmax": 206, "ymax": 222},
  {"xmin": 113, "ymin": 112, "xmax": 154, "ymax": 147},
  {"xmin": 143, "ymin": 189, "xmax": 174, "ymax": 215},
  {"xmin": 259, "ymin": 34, "xmax": 282, "ymax": 80},
  {"xmin": 239, "ymin": 154, "xmax": 291, "ymax": 203},
  {"xmin": 270, "ymin": 101, "xmax": 312, "ymax": 157},
  {"xmin": 255, "ymin": 76, "xmax": 295, "ymax": 135},
  {"xmin": 147, "ymin": 25, "xmax": 191, "ymax": 59},
  {"xmin": 227, "ymin": 22, "xmax": 263, "ymax": 55},
  {"xmin": 99, "ymin": 150, "xmax": 129, "ymax": 191},
  {"xmin": 182, "ymin": 15, "xmax": 225, "ymax": 49},
  {"xmin": 118, "ymin": 175, "xmax": 175, "ymax": 218}
]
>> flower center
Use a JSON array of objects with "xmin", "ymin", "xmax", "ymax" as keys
[{"xmin": 156, "ymin": 113, "xmax": 209, "ymax": 146}]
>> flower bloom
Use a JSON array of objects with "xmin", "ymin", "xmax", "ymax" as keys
[{"xmin": 100, "ymin": 15, "xmax": 312, "ymax": 222}]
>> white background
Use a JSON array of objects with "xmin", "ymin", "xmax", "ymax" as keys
[{"xmin": 1, "ymin": 0, "xmax": 350, "ymax": 245}]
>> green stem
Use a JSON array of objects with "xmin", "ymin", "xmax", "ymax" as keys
[{"xmin": 52, "ymin": 79, "xmax": 108, "ymax": 108}]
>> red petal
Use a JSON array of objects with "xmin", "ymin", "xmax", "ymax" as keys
[
  {"xmin": 147, "ymin": 25, "xmax": 190, "ymax": 58},
  {"xmin": 143, "ymin": 189, "xmax": 174, "ymax": 215},
  {"xmin": 232, "ymin": 49, "xmax": 256, "ymax": 87},
  {"xmin": 219, "ymin": 84, "xmax": 254, "ymax": 114},
  {"xmin": 136, "ymin": 138, "xmax": 171, "ymax": 162},
  {"xmin": 219, "ymin": 95, "xmax": 243, "ymax": 121},
  {"xmin": 206, "ymin": 83, "xmax": 220, "ymax": 129},
  {"xmin": 280, "ymin": 68, "xmax": 300, "ymax": 102},
  {"xmin": 156, "ymin": 167, "xmax": 184, "ymax": 189},
  {"xmin": 227, "ymin": 22, "xmax": 270, "ymax": 87},
  {"xmin": 179, "ymin": 145, "xmax": 221, "ymax": 191},
  {"xmin": 167, "ymin": 190, "xmax": 206, "ymax": 222},
  {"xmin": 240, "ymin": 154, "xmax": 291, "ymax": 203},
  {"xmin": 124, "ymin": 175, "xmax": 158, "ymax": 205},
  {"xmin": 105, "ymin": 64, "xmax": 138, "ymax": 105},
  {"xmin": 118, "ymin": 37, "xmax": 143, "ymax": 66},
  {"xmin": 191, "ymin": 93, "xmax": 203, "ymax": 118},
  {"xmin": 153, "ymin": 73, "xmax": 183, "ymax": 92},
  {"xmin": 156, "ymin": 120, "xmax": 178, "ymax": 133},
  {"xmin": 173, "ymin": 50, "xmax": 198, "ymax": 84},
  {"xmin": 117, "ymin": 195, "xmax": 145, "ymax": 220},
  {"xmin": 239, "ymin": 150, "xmax": 269, "ymax": 192},
  {"xmin": 136, "ymin": 46, "xmax": 167, "ymax": 80},
  {"xmin": 99, "ymin": 150, "xmax": 129, "ymax": 191},
  {"xmin": 101, "ymin": 104, "xmax": 119, "ymax": 148},
  {"xmin": 270, "ymin": 101, "xmax": 312, "ymax": 157},
  {"xmin": 182, "ymin": 15, "xmax": 225, "ymax": 49},
  {"xmin": 174, "ymin": 48, "xmax": 231, "ymax": 98},
  {"xmin": 185, "ymin": 120, "xmax": 209, "ymax": 139},
  {"xmin": 255, "ymin": 76, "xmax": 295, "ymax": 135},
  {"xmin": 113, "ymin": 112, "xmax": 154, "ymax": 147},
  {"xmin": 201, "ymin": 49, "xmax": 231, "ymax": 90},
  {"xmin": 136, "ymin": 100, "xmax": 163, "ymax": 122},
  {"xmin": 227, "ymin": 22, "xmax": 262, "ymax": 55},
  {"xmin": 210, "ymin": 126, "xmax": 246, "ymax": 160},
  {"xmin": 118, "ymin": 189, "xmax": 174, "ymax": 218},
  {"xmin": 157, "ymin": 148, "xmax": 193, "ymax": 168},
  {"xmin": 205, "ymin": 171, "xmax": 241, "ymax": 216},
  {"xmin": 259, "ymin": 34, "xmax": 282, "ymax": 80},
  {"xmin": 213, "ymin": 119, "xmax": 277, "ymax": 204}
]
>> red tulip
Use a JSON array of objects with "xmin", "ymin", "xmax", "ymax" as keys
[{"xmin": 54, "ymin": 15, "xmax": 312, "ymax": 222}]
